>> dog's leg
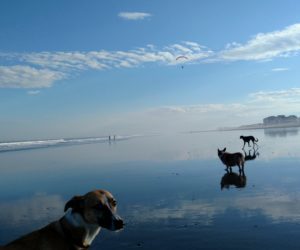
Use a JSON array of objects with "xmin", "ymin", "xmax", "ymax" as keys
[
  {"xmin": 237, "ymin": 164, "xmax": 242, "ymax": 174},
  {"xmin": 226, "ymin": 166, "xmax": 229, "ymax": 173}
]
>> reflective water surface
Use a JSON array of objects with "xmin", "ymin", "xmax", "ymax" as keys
[{"xmin": 1, "ymin": 128, "xmax": 300, "ymax": 249}]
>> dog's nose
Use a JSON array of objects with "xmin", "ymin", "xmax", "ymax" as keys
[{"xmin": 114, "ymin": 217, "xmax": 124, "ymax": 230}]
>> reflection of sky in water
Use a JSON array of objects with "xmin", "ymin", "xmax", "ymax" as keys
[
  {"xmin": 264, "ymin": 127, "xmax": 299, "ymax": 137},
  {"xmin": 0, "ymin": 194, "xmax": 63, "ymax": 225},
  {"xmin": 1, "ymin": 129, "xmax": 300, "ymax": 249}
]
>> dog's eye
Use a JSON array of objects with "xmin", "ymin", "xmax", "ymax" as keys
[
  {"xmin": 93, "ymin": 203, "xmax": 103, "ymax": 210},
  {"xmin": 111, "ymin": 200, "xmax": 117, "ymax": 206}
]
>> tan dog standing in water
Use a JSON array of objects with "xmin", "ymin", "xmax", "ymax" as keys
[
  {"xmin": 2, "ymin": 190, "xmax": 124, "ymax": 250},
  {"xmin": 218, "ymin": 147, "xmax": 245, "ymax": 173}
]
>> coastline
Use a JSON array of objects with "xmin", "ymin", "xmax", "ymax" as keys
[
  {"xmin": 219, "ymin": 123, "xmax": 300, "ymax": 132},
  {"xmin": 187, "ymin": 122, "xmax": 300, "ymax": 134}
]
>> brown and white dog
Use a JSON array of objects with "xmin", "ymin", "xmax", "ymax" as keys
[
  {"xmin": 2, "ymin": 189, "xmax": 124, "ymax": 250},
  {"xmin": 218, "ymin": 147, "xmax": 245, "ymax": 173}
]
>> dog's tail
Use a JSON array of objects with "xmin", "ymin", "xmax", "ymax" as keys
[{"xmin": 255, "ymin": 138, "xmax": 259, "ymax": 142}]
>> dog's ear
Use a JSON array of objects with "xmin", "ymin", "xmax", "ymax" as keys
[
  {"xmin": 64, "ymin": 195, "xmax": 84, "ymax": 212},
  {"xmin": 223, "ymin": 147, "xmax": 226, "ymax": 152}
]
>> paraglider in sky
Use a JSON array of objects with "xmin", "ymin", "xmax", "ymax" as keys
[
  {"xmin": 176, "ymin": 55, "xmax": 188, "ymax": 69},
  {"xmin": 176, "ymin": 55, "xmax": 188, "ymax": 61}
]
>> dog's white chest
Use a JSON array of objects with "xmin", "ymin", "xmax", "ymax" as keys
[{"xmin": 65, "ymin": 211, "xmax": 101, "ymax": 246}]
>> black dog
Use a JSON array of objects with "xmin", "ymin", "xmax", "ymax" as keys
[{"xmin": 240, "ymin": 135, "xmax": 258, "ymax": 149}]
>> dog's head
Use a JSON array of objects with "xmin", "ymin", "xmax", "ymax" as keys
[
  {"xmin": 218, "ymin": 147, "xmax": 226, "ymax": 157},
  {"xmin": 64, "ymin": 190, "xmax": 124, "ymax": 231}
]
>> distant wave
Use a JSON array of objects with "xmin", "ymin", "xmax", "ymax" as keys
[{"xmin": 0, "ymin": 135, "xmax": 140, "ymax": 152}]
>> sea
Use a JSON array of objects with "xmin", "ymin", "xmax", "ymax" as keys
[{"xmin": 1, "ymin": 128, "xmax": 300, "ymax": 249}]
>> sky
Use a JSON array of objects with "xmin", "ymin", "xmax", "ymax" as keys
[{"xmin": 1, "ymin": 0, "xmax": 300, "ymax": 140}]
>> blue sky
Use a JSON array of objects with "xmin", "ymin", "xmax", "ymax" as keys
[{"xmin": 1, "ymin": 0, "xmax": 300, "ymax": 140}]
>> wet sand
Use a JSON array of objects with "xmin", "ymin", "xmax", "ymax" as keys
[{"xmin": 1, "ymin": 128, "xmax": 300, "ymax": 249}]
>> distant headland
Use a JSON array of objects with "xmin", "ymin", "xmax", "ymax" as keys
[{"xmin": 219, "ymin": 115, "xmax": 300, "ymax": 131}]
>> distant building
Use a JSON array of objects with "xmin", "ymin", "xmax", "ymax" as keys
[{"xmin": 263, "ymin": 115, "xmax": 298, "ymax": 125}]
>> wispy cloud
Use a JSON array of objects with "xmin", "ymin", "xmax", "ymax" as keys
[
  {"xmin": 218, "ymin": 23, "xmax": 300, "ymax": 61},
  {"xmin": 117, "ymin": 87, "xmax": 300, "ymax": 133},
  {"xmin": 249, "ymin": 88, "xmax": 300, "ymax": 102},
  {"xmin": 0, "ymin": 65, "xmax": 65, "ymax": 88},
  {"xmin": 147, "ymin": 103, "xmax": 246, "ymax": 115},
  {"xmin": 0, "ymin": 42, "xmax": 212, "ymax": 88},
  {"xmin": 2, "ymin": 23, "xmax": 300, "ymax": 89},
  {"xmin": 271, "ymin": 67, "xmax": 290, "ymax": 72},
  {"xmin": 118, "ymin": 12, "xmax": 151, "ymax": 20},
  {"xmin": 153, "ymin": 88, "xmax": 300, "ymax": 116},
  {"xmin": 27, "ymin": 90, "xmax": 41, "ymax": 95}
]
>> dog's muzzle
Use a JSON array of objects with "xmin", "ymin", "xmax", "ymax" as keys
[
  {"xmin": 112, "ymin": 215, "xmax": 124, "ymax": 230},
  {"xmin": 98, "ymin": 213, "xmax": 124, "ymax": 231}
]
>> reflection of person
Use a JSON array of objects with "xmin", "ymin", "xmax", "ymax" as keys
[
  {"xmin": 220, "ymin": 170, "xmax": 246, "ymax": 190},
  {"xmin": 109, "ymin": 135, "xmax": 111, "ymax": 141},
  {"xmin": 113, "ymin": 135, "xmax": 116, "ymax": 140}
]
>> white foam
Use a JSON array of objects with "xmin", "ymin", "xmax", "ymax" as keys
[{"xmin": 0, "ymin": 135, "xmax": 142, "ymax": 152}]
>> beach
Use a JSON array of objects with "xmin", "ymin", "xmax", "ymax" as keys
[{"xmin": 1, "ymin": 128, "xmax": 300, "ymax": 249}]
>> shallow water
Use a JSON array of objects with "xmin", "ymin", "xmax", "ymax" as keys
[{"xmin": 1, "ymin": 128, "xmax": 300, "ymax": 249}]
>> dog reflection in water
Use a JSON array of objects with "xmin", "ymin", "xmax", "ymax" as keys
[
  {"xmin": 2, "ymin": 189, "xmax": 124, "ymax": 250},
  {"xmin": 243, "ymin": 148, "xmax": 259, "ymax": 162},
  {"xmin": 218, "ymin": 147, "xmax": 245, "ymax": 174},
  {"xmin": 221, "ymin": 171, "xmax": 247, "ymax": 190}
]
